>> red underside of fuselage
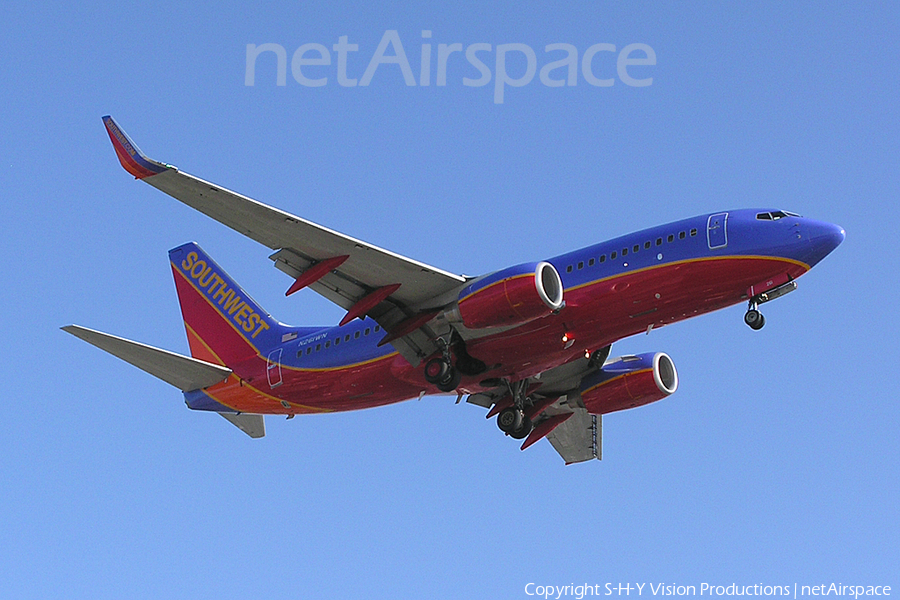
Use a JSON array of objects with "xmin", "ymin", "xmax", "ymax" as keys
[{"xmin": 197, "ymin": 255, "xmax": 807, "ymax": 416}]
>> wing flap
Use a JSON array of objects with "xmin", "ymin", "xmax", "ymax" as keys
[
  {"xmin": 546, "ymin": 407, "xmax": 601, "ymax": 464},
  {"xmin": 62, "ymin": 325, "xmax": 231, "ymax": 392},
  {"xmin": 219, "ymin": 413, "xmax": 266, "ymax": 438}
]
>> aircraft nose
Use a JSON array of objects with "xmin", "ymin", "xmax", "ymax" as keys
[
  {"xmin": 803, "ymin": 220, "xmax": 845, "ymax": 266},
  {"xmin": 812, "ymin": 221, "xmax": 845, "ymax": 252}
]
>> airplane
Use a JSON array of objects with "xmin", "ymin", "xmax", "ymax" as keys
[{"xmin": 62, "ymin": 116, "xmax": 845, "ymax": 464}]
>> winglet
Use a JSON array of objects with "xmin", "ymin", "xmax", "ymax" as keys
[{"xmin": 102, "ymin": 115, "xmax": 170, "ymax": 179}]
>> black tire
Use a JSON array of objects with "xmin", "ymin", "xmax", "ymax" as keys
[
  {"xmin": 753, "ymin": 314, "xmax": 766, "ymax": 330},
  {"xmin": 744, "ymin": 309, "xmax": 764, "ymax": 330},
  {"xmin": 497, "ymin": 407, "xmax": 522, "ymax": 434},
  {"xmin": 509, "ymin": 415, "xmax": 533, "ymax": 440},
  {"xmin": 436, "ymin": 366, "xmax": 461, "ymax": 392},
  {"xmin": 589, "ymin": 345, "xmax": 611, "ymax": 368},
  {"xmin": 424, "ymin": 357, "xmax": 450, "ymax": 384}
]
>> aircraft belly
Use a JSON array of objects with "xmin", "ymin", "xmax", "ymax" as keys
[{"xmin": 447, "ymin": 255, "xmax": 811, "ymax": 387}]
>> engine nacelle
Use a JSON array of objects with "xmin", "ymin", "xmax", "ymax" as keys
[
  {"xmin": 451, "ymin": 261, "xmax": 564, "ymax": 329},
  {"xmin": 580, "ymin": 352, "xmax": 678, "ymax": 415}
]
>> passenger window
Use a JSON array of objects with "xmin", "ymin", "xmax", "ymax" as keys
[
  {"xmin": 578, "ymin": 261, "xmax": 584, "ymax": 270},
  {"xmin": 566, "ymin": 265, "xmax": 573, "ymax": 273},
  {"xmin": 611, "ymin": 251, "xmax": 617, "ymax": 259},
  {"xmin": 656, "ymin": 238, "xmax": 663, "ymax": 246},
  {"xmin": 375, "ymin": 326, "xmax": 381, "ymax": 332},
  {"xmin": 335, "ymin": 337, "xmax": 340, "ymax": 345},
  {"xmin": 633, "ymin": 244, "xmax": 640, "ymax": 253},
  {"xmin": 622, "ymin": 248, "xmax": 628, "ymax": 256},
  {"xmin": 667, "ymin": 234, "xmax": 674, "ymax": 243},
  {"xmin": 365, "ymin": 328, "xmax": 370, "ymax": 336},
  {"xmin": 325, "ymin": 341, "xmax": 331, "ymax": 348},
  {"xmin": 690, "ymin": 228, "xmax": 697, "ymax": 237},
  {"xmin": 354, "ymin": 331, "xmax": 360, "ymax": 339},
  {"xmin": 599, "ymin": 255, "xmax": 606, "ymax": 263},
  {"xmin": 306, "ymin": 347, "xmax": 311, "ymax": 355},
  {"xmin": 679, "ymin": 231, "xmax": 686, "ymax": 239},
  {"xmin": 644, "ymin": 241, "xmax": 651, "ymax": 249},
  {"xmin": 344, "ymin": 334, "xmax": 350, "ymax": 342},
  {"xmin": 315, "ymin": 343, "xmax": 321, "ymax": 351},
  {"xmin": 589, "ymin": 258, "xmax": 595, "ymax": 266}
]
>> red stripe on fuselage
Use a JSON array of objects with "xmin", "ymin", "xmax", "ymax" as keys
[
  {"xmin": 186, "ymin": 254, "xmax": 810, "ymax": 415},
  {"xmin": 459, "ymin": 255, "xmax": 809, "ymax": 387},
  {"xmin": 199, "ymin": 351, "xmax": 423, "ymax": 415}
]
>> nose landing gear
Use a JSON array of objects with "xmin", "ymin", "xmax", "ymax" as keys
[
  {"xmin": 744, "ymin": 305, "xmax": 766, "ymax": 330},
  {"xmin": 743, "ymin": 279, "xmax": 798, "ymax": 330}
]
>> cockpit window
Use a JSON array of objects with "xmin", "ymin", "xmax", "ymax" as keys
[{"xmin": 757, "ymin": 210, "xmax": 802, "ymax": 221}]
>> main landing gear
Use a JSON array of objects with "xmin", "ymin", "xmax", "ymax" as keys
[
  {"xmin": 423, "ymin": 356, "xmax": 461, "ymax": 392},
  {"xmin": 497, "ymin": 407, "xmax": 532, "ymax": 439},
  {"xmin": 495, "ymin": 380, "xmax": 534, "ymax": 440},
  {"xmin": 423, "ymin": 335, "xmax": 487, "ymax": 393}
]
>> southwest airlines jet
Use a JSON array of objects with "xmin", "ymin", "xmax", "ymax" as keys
[{"xmin": 63, "ymin": 117, "xmax": 845, "ymax": 464}]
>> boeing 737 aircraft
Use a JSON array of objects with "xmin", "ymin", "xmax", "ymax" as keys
[{"xmin": 63, "ymin": 116, "xmax": 845, "ymax": 463}]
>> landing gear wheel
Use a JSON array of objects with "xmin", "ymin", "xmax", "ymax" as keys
[
  {"xmin": 424, "ymin": 356, "xmax": 461, "ymax": 392},
  {"xmin": 497, "ymin": 407, "xmax": 523, "ymax": 434},
  {"xmin": 424, "ymin": 358, "xmax": 451, "ymax": 384},
  {"xmin": 497, "ymin": 408, "xmax": 533, "ymax": 439},
  {"xmin": 588, "ymin": 345, "xmax": 611, "ymax": 369},
  {"xmin": 744, "ymin": 309, "xmax": 765, "ymax": 330},
  {"xmin": 509, "ymin": 415, "xmax": 533, "ymax": 440},
  {"xmin": 436, "ymin": 367, "xmax": 461, "ymax": 392}
]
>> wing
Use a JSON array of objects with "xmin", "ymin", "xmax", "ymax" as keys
[{"xmin": 103, "ymin": 116, "xmax": 467, "ymax": 364}]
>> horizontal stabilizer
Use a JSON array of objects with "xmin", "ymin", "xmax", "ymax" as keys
[
  {"xmin": 219, "ymin": 413, "xmax": 266, "ymax": 438},
  {"xmin": 61, "ymin": 325, "xmax": 232, "ymax": 392}
]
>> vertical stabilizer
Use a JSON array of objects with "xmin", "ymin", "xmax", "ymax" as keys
[{"xmin": 169, "ymin": 242, "xmax": 283, "ymax": 366}]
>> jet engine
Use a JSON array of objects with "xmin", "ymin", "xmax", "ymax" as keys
[
  {"xmin": 580, "ymin": 352, "xmax": 678, "ymax": 415},
  {"xmin": 448, "ymin": 261, "xmax": 564, "ymax": 329}
]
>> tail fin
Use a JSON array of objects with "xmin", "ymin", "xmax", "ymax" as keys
[{"xmin": 169, "ymin": 242, "xmax": 283, "ymax": 366}]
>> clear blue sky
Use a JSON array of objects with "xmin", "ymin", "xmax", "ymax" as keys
[{"xmin": 1, "ymin": 2, "xmax": 896, "ymax": 598}]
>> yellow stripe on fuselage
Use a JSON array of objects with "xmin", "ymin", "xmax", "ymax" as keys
[
  {"xmin": 564, "ymin": 255, "xmax": 810, "ymax": 294},
  {"xmin": 183, "ymin": 322, "xmax": 330, "ymax": 414}
]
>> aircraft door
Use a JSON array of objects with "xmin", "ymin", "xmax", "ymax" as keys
[
  {"xmin": 707, "ymin": 212, "xmax": 728, "ymax": 249},
  {"xmin": 266, "ymin": 348, "xmax": 283, "ymax": 388}
]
